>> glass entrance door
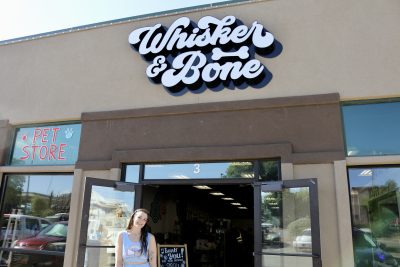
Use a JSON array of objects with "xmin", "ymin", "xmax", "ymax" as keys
[
  {"xmin": 77, "ymin": 177, "xmax": 139, "ymax": 267},
  {"xmin": 254, "ymin": 179, "xmax": 321, "ymax": 267}
]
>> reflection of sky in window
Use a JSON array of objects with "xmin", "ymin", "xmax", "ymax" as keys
[
  {"xmin": 144, "ymin": 162, "xmax": 252, "ymax": 179},
  {"xmin": 92, "ymin": 186, "xmax": 135, "ymax": 213},
  {"xmin": 349, "ymin": 167, "xmax": 400, "ymax": 188},
  {"xmin": 125, "ymin": 165, "xmax": 140, "ymax": 183},
  {"xmin": 17, "ymin": 175, "xmax": 73, "ymax": 196},
  {"xmin": 342, "ymin": 102, "xmax": 400, "ymax": 156}
]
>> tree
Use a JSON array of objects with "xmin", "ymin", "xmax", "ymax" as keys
[
  {"xmin": 3, "ymin": 175, "xmax": 26, "ymax": 214},
  {"xmin": 261, "ymin": 192, "xmax": 282, "ymax": 227},
  {"xmin": 225, "ymin": 162, "xmax": 253, "ymax": 178},
  {"xmin": 51, "ymin": 193, "xmax": 71, "ymax": 214},
  {"xmin": 260, "ymin": 161, "xmax": 279, "ymax": 181},
  {"xmin": 31, "ymin": 196, "xmax": 50, "ymax": 217}
]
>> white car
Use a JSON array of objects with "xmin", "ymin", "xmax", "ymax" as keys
[
  {"xmin": 0, "ymin": 214, "xmax": 52, "ymax": 245},
  {"xmin": 293, "ymin": 228, "xmax": 312, "ymax": 252}
]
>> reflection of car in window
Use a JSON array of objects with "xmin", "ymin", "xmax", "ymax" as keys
[
  {"xmin": 13, "ymin": 221, "xmax": 68, "ymax": 250},
  {"xmin": 262, "ymin": 223, "xmax": 284, "ymax": 248},
  {"xmin": 261, "ymin": 222, "xmax": 273, "ymax": 243},
  {"xmin": 353, "ymin": 227, "xmax": 398, "ymax": 267},
  {"xmin": 0, "ymin": 214, "xmax": 51, "ymax": 246},
  {"xmin": 293, "ymin": 228, "xmax": 312, "ymax": 251},
  {"xmin": 11, "ymin": 221, "xmax": 68, "ymax": 267},
  {"xmin": 265, "ymin": 231, "xmax": 283, "ymax": 247},
  {"xmin": 293, "ymin": 228, "xmax": 312, "ymax": 252}
]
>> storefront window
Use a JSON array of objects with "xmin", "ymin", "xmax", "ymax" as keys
[
  {"xmin": 0, "ymin": 174, "xmax": 73, "ymax": 267},
  {"xmin": 144, "ymin": 161, "xmax": 255, "ymax": 179},
  {"xmin": 10, "ymin": 123, "xmax": 81, "ymax": 166},
  {"xmin": 349, "ymin": 167, "xmax": 400, "ymax": 267},
  {"xmin": 124, "ymin": 160, "xmax": 280, "ymax": 181},
  {"xmin": 342, "ymin": 100, "xmax": 400, "ymax": 156},
  {"xmin": 124, "ymin": 165, "xmax": 140, "ymax": 183},
  {"xmin": 261, "ymin": 188, "xmax": 312, "ymax": 255},
  {"xmin": 259, "ymin": 160, "xmax": 280, "ymax": 181}
]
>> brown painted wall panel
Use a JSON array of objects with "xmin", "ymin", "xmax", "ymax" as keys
[{"xmin": 77, "ymin": 93, "xmax": 345, "ymax": 169}]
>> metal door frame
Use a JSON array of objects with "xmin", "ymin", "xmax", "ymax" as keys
[
  {"xmin": 254, "ymin": 178, "xmax": 322, "ymax": 267},
  {"xmin": 76, "ymin": 177, "xmax": 141, "ymax": 267}
]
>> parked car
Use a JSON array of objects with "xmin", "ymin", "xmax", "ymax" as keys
[
  {"xmin": 293, "ymin": 228, "xmax": 312, "ymax": 252},
  {"xmin": 353, "ymin": 227, "xmax": 398, "ymax": 267},
  {"xmin": 264, "ymin": 230, "xmax": 284, "ymax": 247},
  {"xmin": 11, "ymin": 221, "xmax": 68, "ymax": 267},
  {"xmin": 0, "ymin": 214, "xmax": 51, "ymax": 246},
  {"xmin": 261, "ymin": 222, "xmax": 273, "ymax": 243}
]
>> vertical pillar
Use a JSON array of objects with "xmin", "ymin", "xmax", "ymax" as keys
[
  {"xmin": 334, "ymin": 160, "xmax": 354, "ymax": 267},
  {"xmin": 281, "ymin": 163, "xmax": 294, "ymax": 180},
  {"xmin": 0, "ymin": 120, "xmax": 12, "ymax": 166},
  {"xmin": 63, "ymin": 169, "xmax": 84, "ymax": 267}
]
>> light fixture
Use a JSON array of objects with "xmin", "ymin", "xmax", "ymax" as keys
[
  {"xmin": 222, "ymin": 197, "xmax": 234, "ymax": 201},
  {"xmin": 193, "ymin": 185, "xmax": 212, "ymax": 190},
  {"xmin": 359, "ymin": 169, "xmax": 372, "ymax": 176},
  {"xmin": 231, "ymin": 202, "xmax": 241, "ymax": 206},
  {"xmin": 172, "ymin": 175, "xmax": 189, "ymax": 179},
  {"xmin": 210, "ymin": 192, "xmax": 224, "ymax": 196},
  {"xmin": 238, "ymin": 207, "xmax": 248, "ymax": 209}
]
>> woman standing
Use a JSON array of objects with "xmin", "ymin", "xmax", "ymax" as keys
[{"xmin": 115, "ymin": 209, "xmax": 157, "ymax": 267}]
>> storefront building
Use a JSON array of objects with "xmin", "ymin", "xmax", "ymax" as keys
[{"xmin": 1, "ymin": 0, "xmax": 400, "ymax": 267}]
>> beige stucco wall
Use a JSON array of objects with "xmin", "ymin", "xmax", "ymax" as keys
[{"xmin": 0, "ymin": 0, "xmax": 399, "ymax": 124}]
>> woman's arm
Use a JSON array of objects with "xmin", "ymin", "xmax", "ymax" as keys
[
  {"xmin": 115, "ymin": 232, "xmax": 123, "ymax": 267},
  {"xmin": 148, "ymin": 234, "xmax": 157, "ymax": 267}
]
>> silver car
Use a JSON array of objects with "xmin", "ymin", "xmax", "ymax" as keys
[{"xmin": 293, "ymin": 228, "xmax": 312, "ymax": 252}]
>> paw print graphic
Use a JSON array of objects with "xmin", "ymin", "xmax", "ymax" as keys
[{"xmin": 65, "ymin": 128, "xmax": 74, "ymax": 139}]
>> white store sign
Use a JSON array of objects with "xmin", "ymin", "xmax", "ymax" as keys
[{"xmin": 129, "ymin": 15, "xmax": 278, "ymax": 94}]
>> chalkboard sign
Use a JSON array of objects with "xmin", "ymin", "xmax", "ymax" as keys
[{"xmin": 158, "ymin": 244, "xmax": 189, "ymax": 267}]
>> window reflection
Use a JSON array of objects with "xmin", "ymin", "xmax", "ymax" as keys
[
  {"xmin": 136, "ymin": 160, "xmax": 280, "ymax": 180},
  {"xmin": 259, "ymin": 160, "xmax": 280, "ymax": 181},
  {"xmin": 10, "ymin": 252, "xmax": 64, "ymax": 267},
  {"xmin": 260, "ymin": 188, "xmax": 311, "ymax": 255},
  {"xmin": 84, "ymin": 247, "xmax": 115, "ymax": 267},
  {"xmin": 342, "ymin": 101, "xmax": 400, "ymax": 156},
  {"xmin": 144, "ymin": 162, "xmax": 255, "ymax": 179},
  {"xmin": 86, "ymin": 186, "xmax": 135, "ymax": 247},
  {"xmin": 0, "ymin": 174, "xmax": 73, "ymax": 267},
  {"xmin": 125, "ymin": 165, "xmax": 140, "ymax": 183},
  {"xmin": 349, "ymin": 167, "xmax": 400, "ymax": 267}
]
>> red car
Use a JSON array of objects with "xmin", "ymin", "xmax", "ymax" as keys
[{"xmin": 11, "ymin": 221, "xmax": 68, "ymax": 267}]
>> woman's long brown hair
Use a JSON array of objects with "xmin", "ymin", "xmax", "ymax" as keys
[{"xmin": 126, "ymin": 208, "xmax": 150, "ymax": 255}]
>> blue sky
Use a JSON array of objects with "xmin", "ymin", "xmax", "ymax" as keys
[
  {"xmin": 349, "ymin": 167, "xmax": 400, "ymax": 188},
  {"xmin": 19, "ymin": 174, "xmax": 74, "ymax": 196},
  {"xmin": 0, "ymin": 0, "xmax": 233, "ymax": 42}
]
